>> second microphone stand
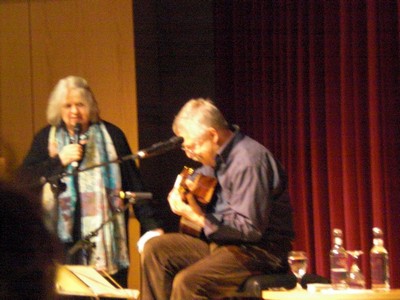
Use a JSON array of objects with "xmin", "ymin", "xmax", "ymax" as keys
[
  {"xmin": 67, "ymin": 197, "xmax": 139, "ymax": 265},
  {"xmin": 43, "ymin": 137, "xmax": 182, "ymax": 264}
]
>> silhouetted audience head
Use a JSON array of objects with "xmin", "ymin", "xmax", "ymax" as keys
[{"xmin": 0, "ymin": 181, "xmax": 62, "ymax": 299}]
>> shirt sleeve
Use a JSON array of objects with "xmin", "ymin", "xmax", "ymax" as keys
[{"xmin": 203, "ymin": 158, "xmax": 273, "ymax": 244}]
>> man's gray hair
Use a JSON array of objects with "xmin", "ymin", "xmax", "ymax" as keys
[{"xmin": 172, "ymin": 98, "xmax": 228, "ymax": 138}]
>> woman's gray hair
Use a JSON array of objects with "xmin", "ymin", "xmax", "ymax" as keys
[
  {"xmin": 46, "ymin": 76, "xmax": 100, "ymax": 126},
  {"xmin": 172, "ymin": 98, "xmax": 229, "ymax": 138}
]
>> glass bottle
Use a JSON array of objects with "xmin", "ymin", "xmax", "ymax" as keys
[
  {"xmin": 330, "ymin": 228, "xmax": 348, "ymax": 289},
  {"xmin": 346, "ymin": 250, "xmax": 366, "ymax": 289},
  {"xmin": 370, "ymin": 227, "xmax": 390, "ymax": 291}
]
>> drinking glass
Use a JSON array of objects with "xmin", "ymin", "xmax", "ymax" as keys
[
  {"xmin": 347, "ymin": 250, "xmax": 366, "ymax": 289},
  {"xmin": 288, "ymin": 251, "xmax": 308, "ymax": 289}
]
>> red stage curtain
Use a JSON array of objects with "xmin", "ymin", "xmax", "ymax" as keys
[{"xmin": 214, "ymin": 0, "xmax": 400, "ymax": 287}]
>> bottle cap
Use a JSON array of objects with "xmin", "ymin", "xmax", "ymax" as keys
[
  {"xmin": 333, "ymin": 228, "xmax": 343, "ymax": 237},
  {"xmin": 372, "ymin": 227, "xmax": 383, "ymax": 238}
]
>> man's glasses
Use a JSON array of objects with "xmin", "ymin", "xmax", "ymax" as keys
[{"xmin": 180, "ymin": 133, "xmax": 209, "ymax": 154}]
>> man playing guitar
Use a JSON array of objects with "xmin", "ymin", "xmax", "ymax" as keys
[{"xmin": 140, "ymin": 98, "xmax": 294, "ymax": 300}]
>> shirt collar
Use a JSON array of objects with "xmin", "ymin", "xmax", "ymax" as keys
[{"xmin": 215, "ymin": 125, "xmax": 243, "ymax": 169}]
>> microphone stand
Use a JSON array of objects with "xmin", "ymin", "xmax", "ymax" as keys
[
  {"xmin": 41, "ymin": 135, "xmax": 183, "ymax": 186},
  {"xmin": 42, "ymin": 152, "xmax": 141, "ymax": 186},
  {"xmin": 67, "ymin": 198, "xmax": 139, "ymax": 264},
  {"xmin": 70, "ymin": 168, "xmax": 83, "ymax": 264},
  {"xmin": 38, "ymin": 138, "xmax": 182, "ymax": 263},
  {"xmin": 64, "ymin": 153, "xmax": 140, "ymax": 264},
  {"xmin": 37, "ymin": 152, "xmax": 143, "ymax": 265}
]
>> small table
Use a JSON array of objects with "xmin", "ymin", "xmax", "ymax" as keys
[{"xmin": 262, "ymin": 289, "xmax": 400, "ymax": 300}]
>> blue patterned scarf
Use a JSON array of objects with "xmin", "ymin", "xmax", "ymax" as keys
[{"xmin": 44, "ymin": 122, "xmax": 129, "ymax": 274}]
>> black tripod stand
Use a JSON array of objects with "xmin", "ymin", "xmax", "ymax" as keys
[{"xmin": 67, "ymin": 198, "xmax": 136, "ymax": 265}]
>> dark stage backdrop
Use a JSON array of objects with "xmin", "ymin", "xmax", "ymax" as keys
[{"xmin": 214, "ymin": 0, "xmax": 400, "ymax": 287}]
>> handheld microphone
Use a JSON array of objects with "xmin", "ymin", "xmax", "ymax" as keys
[
  {"xmin": 118, "ymin": 191, "xmax": 153, "ymax": 200},
  {"xmin": 137, "ymin": 136, "xmax": 184, "ymax": 158},
  {"xmin": 71, "ymin": 123, "xmax": 82, "ymax": 168},
  {"xmin": 74, "ymin": 123, "xmax": 82, "ymax": 144}
]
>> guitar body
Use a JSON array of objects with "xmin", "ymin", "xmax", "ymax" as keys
[{"xmin": 174, "ymin": 167, "xmax": 217, "ymax": 237}]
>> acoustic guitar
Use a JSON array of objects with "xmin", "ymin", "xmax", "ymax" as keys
[{"xmin": 173, "ymin": 166, "xmax": 217, "ymax": 237}]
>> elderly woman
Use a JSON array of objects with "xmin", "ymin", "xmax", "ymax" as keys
[{"xmin": 18, "ymin": 76, "xmax": 163, "ymax": 287}]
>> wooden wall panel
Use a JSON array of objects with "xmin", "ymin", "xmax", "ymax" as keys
[
  {"xmin": 0, "ymin": 1, "xmax": 34, "ymax": 177},
  {"xmin": 29, "ymin": 0, "xmax": 139, "ymax": 150}
]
